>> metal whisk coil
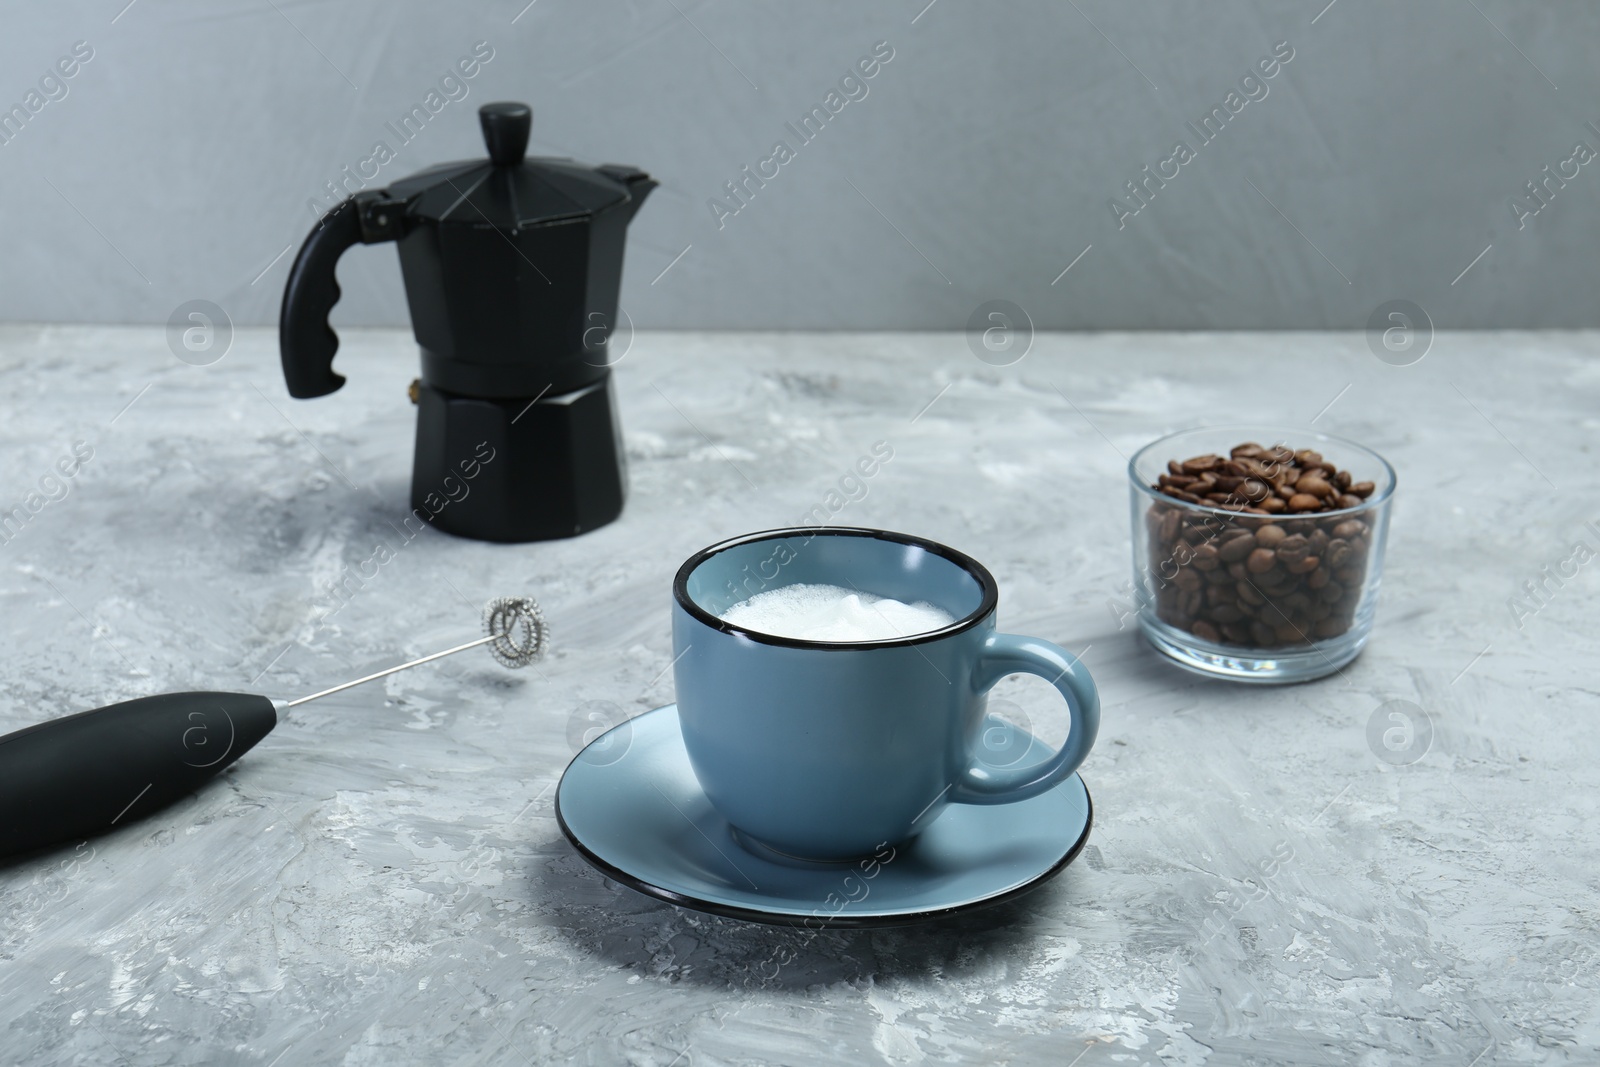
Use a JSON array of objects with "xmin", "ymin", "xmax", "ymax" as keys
[{"xmin": 483, "ymin": 596, "xmax": 549, "ymax": 668}]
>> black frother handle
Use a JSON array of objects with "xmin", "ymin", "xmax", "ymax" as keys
[{"xmin": 0, "ymin": 692, "xmax": 277, "ymax": 859}]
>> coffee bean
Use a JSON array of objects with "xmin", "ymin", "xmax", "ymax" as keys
[
  {"xmin": 1296, "ymin": 474, "xmax": 1333, "ymax": 498},
  {"xmin": 1349, "ymin": 481, "xmax": 1375, "ymax": 498},
  {"xmin": 1191, "ymin": 620, "xmax": 1221, "ymax": 643},
  {"xmin": 1336, "ymin": 494, "xmax": 1362, "ymax": 509},
  {"xmin": 1255, "ymin": 524, "xmax": 1287, "ymax": 548},
  {"xmin": 1181, "ymin": 454, "xmax": 1222, "ymax": 475},
  {"xmin": 1219, "ymin": 533, "xmax": 1255, "ymax": 562},
  {"xmin": 1274, "ymin": 534, "xmax": 1310, "ymax": 565},
  {"xmin": 1260, "ymin": 496, "xmax": 1287, "ymax": 513},
  {"xmin": 1246, "ymin": 547, "xmax": 1277, "ymax": 574},
  {"xmin": 1174, "ymin": 566, "xmax": 1201, "ymax": 591},
  {"xmin": 1287, "ymin": 555, "xmax": 1321, "ymax": 575},
  {"xmin": 1326, "ymin": 538, "xmax": 1352, "ymax": 568},
  {"xmin": 1259, "ymin": 576, "xmax": 1296, "ymax": 598},
  {"xmin": 1236, "ymin": 581, "xmax": 1265, "ymax": 606},
  {"xmin": 1287, "ymin": 493, "xmax": 1322, "ymax": 512},
  {"xmin": 1331, "ymin": 520, "xmax": 1367, "ymax": 540},
  {"xmin": 1237, "ymin": 479, "xmax": 1269, "ymax": 502},
  {"xmin": 1333, "ymin": 565, "xmax": 1363, "ymax": 585}
]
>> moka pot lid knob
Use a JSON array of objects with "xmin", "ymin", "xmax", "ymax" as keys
[{"xmin": 479, "ymin": 101, "xmax": 530, "ymax": 166}]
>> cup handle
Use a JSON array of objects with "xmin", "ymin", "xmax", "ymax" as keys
[{"xmin": 949, "ymin": 632, "xmax": 1100, "ymax": 805}]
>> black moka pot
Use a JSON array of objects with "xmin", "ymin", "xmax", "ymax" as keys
[{"xmin": 279, "ymin": 102, "xmax": 655, "ymax": 542}]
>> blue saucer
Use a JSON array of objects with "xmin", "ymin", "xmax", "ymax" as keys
[{"xmin": 555, "ymin": 704, "xmax": 1093, "ymax": 927}]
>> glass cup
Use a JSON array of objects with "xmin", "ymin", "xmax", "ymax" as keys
[{"xmin": 1127, "ymin": 427, "xmax": 1396, "ymax": 683}]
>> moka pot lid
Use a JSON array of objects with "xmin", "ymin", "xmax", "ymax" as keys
[{"xmin": 384, "ymin": 101, "xmax": 646, "ymax": 229}]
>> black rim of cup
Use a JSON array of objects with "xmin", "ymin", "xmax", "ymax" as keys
[{"xmin": 673, "ymin": 526, "xmax": 999, "ymax": 651}]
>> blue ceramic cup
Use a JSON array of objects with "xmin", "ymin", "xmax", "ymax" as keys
[{"xmin": 672, "ymin": 527, "xmax": 1100, "ymax": 861}]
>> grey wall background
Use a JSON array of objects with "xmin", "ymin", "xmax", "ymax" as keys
[{"xmin": 0, "ymin": 0, "xmax": 1596, "ymax": 331}]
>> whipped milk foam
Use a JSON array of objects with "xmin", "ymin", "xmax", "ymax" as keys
[{"xmin": 719, "ymin": 582, "xmax": 956, "ymax": 642}]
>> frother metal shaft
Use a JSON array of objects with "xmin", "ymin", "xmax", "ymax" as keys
[{"xmin": 282, "ymin": 633, "xmax": 500, "ymax": 708}]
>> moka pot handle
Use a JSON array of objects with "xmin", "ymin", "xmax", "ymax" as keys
[{"xmin": 278, "ymin": 192, "xmax": 404, "ymax": 399}]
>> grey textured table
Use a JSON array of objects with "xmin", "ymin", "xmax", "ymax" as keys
[{"xmin": 1, "ymin": 326, "xmax": 1597, "ymax": 1066}]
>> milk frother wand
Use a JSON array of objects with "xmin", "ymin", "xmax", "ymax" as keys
[{"xmin": 0, "ymin": 597, "xmax": 547, "ymax": 860}]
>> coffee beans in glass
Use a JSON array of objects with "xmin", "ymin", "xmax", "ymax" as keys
[{"xmin": 1127, "ymin": 428, "xmax": 1396, "ymax": 683}]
